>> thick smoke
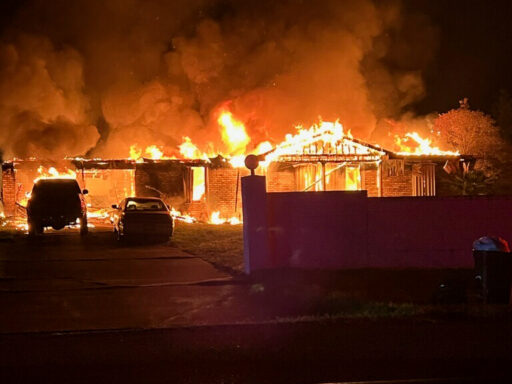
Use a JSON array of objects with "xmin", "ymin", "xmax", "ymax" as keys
[
  {"xmin": 0, "ymin": 34, "xmax": 98, "ymax": 158},
  {"xmin": 0, "ymin": 0, "xmax": 438, "ymax": 159}
]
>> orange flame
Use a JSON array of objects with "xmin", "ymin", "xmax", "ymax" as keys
[
  {"xmin": 179, "ymin": 137, "xmax": 210, "ymax": 160},
  {"xmin": 209, "ymin": 211, "xmax": 242, "ymax": 225},
  {"xmin": 34, "ymin": 166, "xmax": 77, "ymax": 183},
  {"xmin": 218, "ymin": 110, "xmax": 250, "ymax": 155},
  {"xmin": 394, "ymin": 132, "xmax": 459, "ymax": 156},
  {"xmin": 18, "ymin": 166, "xmax": 78, "ymax": 207},
  {"xmin": 191, "ymin": 166, "xmax": 205, "ymax": 201},
  {"xmin": 145, "ymin": 145, "xmax": 164, "ymax": 159},
  {"xmin": 129, "ymin": 144, "xmax": 178, "ymax": 161},
  {"xmin": 170, "ymin": 207, "xmax": 197, "ymax": 224}
]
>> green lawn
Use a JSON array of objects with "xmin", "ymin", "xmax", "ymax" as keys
[{"xmin": 171, "ymin": 222, "xmax": 244, "ymax": 274}]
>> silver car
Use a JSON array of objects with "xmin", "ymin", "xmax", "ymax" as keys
[{"xmin": 112, "ymin": 197, "xmax": 174, "ymax": 242}]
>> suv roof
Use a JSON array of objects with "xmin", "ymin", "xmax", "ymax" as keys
[
  {"xmin": 32, "ymin": 178, "xmax": 81, "ymax": 194},
  {"xmin": 34, "ymin": 178, "xmax": 79, "ymax": 185}
]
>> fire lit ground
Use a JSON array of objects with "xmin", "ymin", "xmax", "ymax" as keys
[{"xmin": 1, "ymin": 114, "xmax": 468, "ymax": 231}]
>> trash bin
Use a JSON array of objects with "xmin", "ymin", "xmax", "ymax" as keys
[{"xmin": 473, "ymin": 236, "xmax": 512, "ymax": 304}]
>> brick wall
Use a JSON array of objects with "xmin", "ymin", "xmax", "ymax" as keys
[
  {"xmin": 207, "ymin": 167, "xmax": 249, "ymax": 218},
  {"xmin": 2, "ymin": 167, "xmax": 16, "ymax": 217},
  {"xmin": 180, "ymin": 201, "xmax": 209, "ymax": 221},
  {"xmin": 266, "ymin": 163, "xmax": 296, "ymax": 192},
  {"xmin": 382, "ymin": 164, "xmax": 413, "ymax": 196},
  {"xmin": 362, "ymin": 166, "xmax": 379, "ymax": 197}
]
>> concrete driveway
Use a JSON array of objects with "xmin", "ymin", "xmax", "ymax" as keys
[{"xmin": 0, "ymin": 226, "xmax": 238, "ymax": 333}]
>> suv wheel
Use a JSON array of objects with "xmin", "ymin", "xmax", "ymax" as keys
[
  {"xmin": 28, "ymin": 221, "xmax": 43, "ymax": 237},
  {"xmin": 80, "ymin": 216, "xmax": 88, "ymax": 236}
]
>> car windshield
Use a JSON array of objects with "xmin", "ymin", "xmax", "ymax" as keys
[
  {"xmin": 32, "ymin": 179, "xmax": 81, "ymax": 197},
  {"xmin": 125, "ymin": 199, "xmax": 167, "ymax": 211}
]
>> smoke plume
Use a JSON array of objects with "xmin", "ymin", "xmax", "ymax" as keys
[{"xmin": 0, "ymin": 0, "xmax": 438, "ymax": 159}]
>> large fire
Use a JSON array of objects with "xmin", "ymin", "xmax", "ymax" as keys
[
  {"xmin": 128, "ymin": 116, "xmax": 458, "ymax": 167},
  {"xmin": 5, "ymin": 106, "xmax": 461, "ymax": 231},
  {"xmin": 394, "ymin": 132, "xmax": 459, "ymax": 156}
]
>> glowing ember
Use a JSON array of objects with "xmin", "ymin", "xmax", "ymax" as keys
[{"xmin": 394, "ymin": 132, "xmax": 460, "ymax": 156}]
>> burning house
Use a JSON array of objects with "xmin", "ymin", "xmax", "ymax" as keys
[{"xmin": 1, "ymin": 121, "xmax": 470, "ymax": 225}]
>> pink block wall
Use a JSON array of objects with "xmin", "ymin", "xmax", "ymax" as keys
[
  {"xmin": 267, "ymin": 191, "xmax": 368, "ymax": 269},
  {"xmin": 263, "ymin": 191, "xmax": 512, "ymax": 270},
  {"xmin": 367, "ymin": 196, "xmax": 512, "ymax": 268}
]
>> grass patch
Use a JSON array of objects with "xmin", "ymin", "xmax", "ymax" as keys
[
  {"xmin": 276, "ymin": 302, "xmax": 421, "ymax": 322},
  {"xmin": 315, "ymin": 292, "xmax": 420, "ymax": 318},
  {"xmin": 171, "ymin": 222, "xmax": 244, "ymax": 274}
]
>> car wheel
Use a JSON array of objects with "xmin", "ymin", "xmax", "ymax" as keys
[
  {"xmin": 80, "ymin": 216, "xmax": 88, "ymax": 236},
  {"xmin": 115, "ymin": 227, "xmax": 124, "ymax": 242}
]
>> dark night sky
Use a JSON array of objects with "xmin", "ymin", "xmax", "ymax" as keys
[
  {"xmin": 407, "ymin": 0, "xmax": 512, "ymax": 114},
  {"xmin": 1, "ymin": 0, "xmax": 512, "ymax": 115}
]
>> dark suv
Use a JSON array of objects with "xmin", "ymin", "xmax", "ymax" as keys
[{"xmin": 26, "ymin": 178, "xmax": 88, "ymax": 236}]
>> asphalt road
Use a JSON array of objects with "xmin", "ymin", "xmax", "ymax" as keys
[
  {"xmin": 0, "ymin": 226, "xmax": 237, "ymax": 333},
  {"xmin": 1, "ymin": 226, "xmax": 512, "ymax": 383}
]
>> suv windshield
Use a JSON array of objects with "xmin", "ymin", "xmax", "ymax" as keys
[{"xmin": 125, "ymin": 199, "xmax": 166, "ymax": 211}]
